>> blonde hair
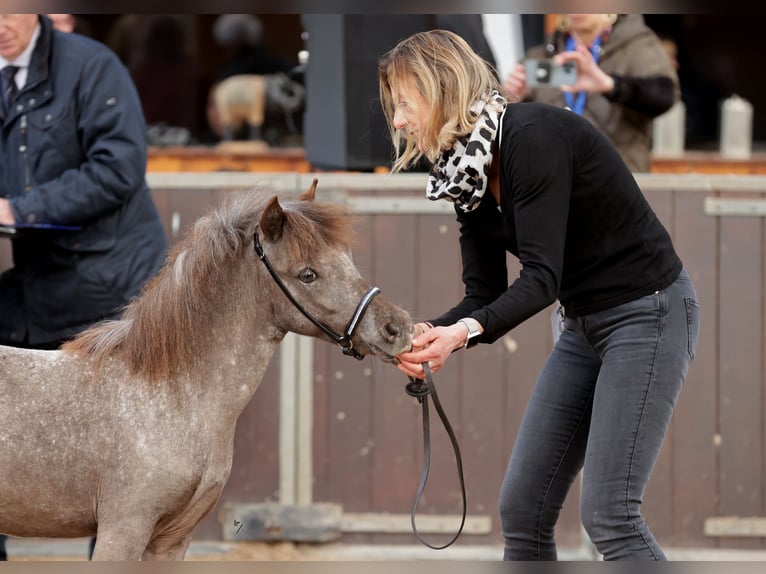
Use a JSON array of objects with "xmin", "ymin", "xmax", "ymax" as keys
[
  {"xmin": 557, "ymin": 14, "xmax": 618, "ymax": 33},
  {"xmin": 378, "ymin": 29, "xmax": 501, "ymax": 172}
]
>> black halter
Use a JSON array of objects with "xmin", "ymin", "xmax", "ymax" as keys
[{"xmin": 254, "ymin": 230, "xmax": 380, "ymax": 360}]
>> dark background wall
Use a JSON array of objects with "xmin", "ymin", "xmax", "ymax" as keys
[
  {"xmin": 644, "ymin": 14, "xmax": 764, "ymax": 150},
  {"xmin": 72, "ymin": 14, "xmax": 765, "ymax": 160}
]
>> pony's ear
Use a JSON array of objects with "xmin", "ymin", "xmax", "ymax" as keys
[
  {"xmin": 260, "ymin": 196, "xmax": 285, "ymax": 242},
  {"xmin": 299, "ymin": 178, "xmax": 318, "ymax": 202}
]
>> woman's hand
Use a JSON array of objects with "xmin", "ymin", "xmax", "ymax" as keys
[
  {"xmin": 396, "ymin": 323, "xmax": 468, "ymax": 379},
  {"xmin": 503, "ymin": 63, "xmax": 530, "ymax": 101},
  {"xmin": 555, "ymin": 44, "xmax": 615, "ymax": 94}
]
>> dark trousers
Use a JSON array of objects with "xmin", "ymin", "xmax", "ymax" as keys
[{"xmin": 499, "ymin": 269, "xmax": 700, "ymax": 560}]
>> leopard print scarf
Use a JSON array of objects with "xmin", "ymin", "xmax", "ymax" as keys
[{"xmin": 426, "ymin": 90, "xmax": 507, "ymax": 212}]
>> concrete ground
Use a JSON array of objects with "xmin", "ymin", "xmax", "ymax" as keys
[{"xmin": 5, "ymin": 537, "xmax": 766, "ymax": 561}]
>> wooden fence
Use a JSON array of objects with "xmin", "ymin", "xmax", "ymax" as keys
[{"xmin": 2, "ymin": 172, "xmax": 765, "ymax": 551}]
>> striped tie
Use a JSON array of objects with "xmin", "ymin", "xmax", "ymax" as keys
[{"xmin": 1, "ymin": 65, "xmax": 19, "ymax": 115}]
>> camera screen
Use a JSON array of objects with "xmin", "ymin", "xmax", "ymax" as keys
[{"xmin": 524, "ymin": 59, "xmax": 577, "ymax": 87}]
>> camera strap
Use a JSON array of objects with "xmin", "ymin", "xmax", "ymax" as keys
[{"xmin": 563, "ymin": 35, "xmax": 603, "ymax": 115}]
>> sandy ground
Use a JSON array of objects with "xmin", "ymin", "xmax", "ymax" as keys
[
  {"xmin": 4, "ymin": 540, "xmax": 504, "ymax": 561},
  {"xmin": 6, "ymin": 538, "xmax": 766, "ymax": 562}
]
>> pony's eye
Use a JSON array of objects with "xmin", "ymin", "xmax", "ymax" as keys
[{"xmin": 298, "ymin": 267, "xmax": 317, "ymax": 283}]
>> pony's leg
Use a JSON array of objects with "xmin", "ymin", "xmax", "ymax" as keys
[
  {"xmin": 90, "ymin": 521, "xmax": 154, "ymax": 561},
  {"xmin": 141, "ymin": 533, "xmax": 193, "ymax": 561}
]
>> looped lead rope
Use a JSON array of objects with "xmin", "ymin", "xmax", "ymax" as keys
[{"xmin": 405, "ymin": 362, "xmax": 467, "ymax": 549}]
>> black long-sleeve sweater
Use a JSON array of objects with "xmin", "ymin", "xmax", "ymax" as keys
[{"xmin": 431, "ymin": 102, "xmax": 682, "ymax": 344}]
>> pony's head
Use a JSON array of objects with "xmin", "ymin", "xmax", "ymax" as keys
[
  {"xmin": 63, "ymin": 179, "xmax": 413, "ymax": 380},
  {"xmin": 256, "ymin": 179, "xmax": 412, "ymax": 362}
]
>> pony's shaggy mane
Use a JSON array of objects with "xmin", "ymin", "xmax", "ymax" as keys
[{"xmin": 61, "ymin": 189, "xmax": 354, "ymax": 382}]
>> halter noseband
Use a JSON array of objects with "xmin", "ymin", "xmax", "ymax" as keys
[{"xmin": 254, "ymin": 230, "xmax": 380, "ymax": 360}]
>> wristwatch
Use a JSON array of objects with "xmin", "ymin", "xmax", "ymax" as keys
[{"xmin": 457, "ymin": 318, "xmax": 482, "ymax": 349}]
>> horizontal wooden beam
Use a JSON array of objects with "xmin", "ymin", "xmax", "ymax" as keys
[
  {"xmin": 704, "ymin": 197, "xmax": 766, "ymax": 216},
  {"xmin": 705, "ymin": 516, "xmax": 766, "ymax": 537},
  {"xmin": 221, "ymin": 503, "xmax": 492, "ymax": 541},
  {"xmin": 341, "ymin": 512, "xmax": 492, "ymax": 535}
]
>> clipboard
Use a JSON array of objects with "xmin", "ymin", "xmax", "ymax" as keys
[{"xmin": 0, "ymin": 223, "xmax": 82, "ymax": 238}]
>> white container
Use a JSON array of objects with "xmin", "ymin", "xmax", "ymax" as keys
[
  {"xmin": 720, "ymin": 94, "xmax": 753, "ymax": 159},
  {"xmin": 653, "ymin": 100, "xmax": 686, "ymax": 156}
]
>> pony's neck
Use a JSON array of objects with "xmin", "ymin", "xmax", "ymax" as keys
[
  {"xmin": 176, "ymin": 273, "xmax": 285, "ymax": 419},
  {"xmin": 194, "ymin": 330, "xmax": 281, "ymax": 420}
]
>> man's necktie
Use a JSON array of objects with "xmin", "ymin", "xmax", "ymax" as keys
[{"xmin": 1, "ymin": 65, "xmax": 19, "ymax": 115}]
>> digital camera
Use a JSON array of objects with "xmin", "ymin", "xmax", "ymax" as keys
[{"xmin": 524, "ymin": 59, "xmax": 578, "ymax": 87}]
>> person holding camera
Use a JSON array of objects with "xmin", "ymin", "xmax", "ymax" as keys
[
  {"xmin": 381, "ymin": 29, "xmax": 699, "ymax": 560},
  {"xmin": 503, "ymin": 14, "xmax": 678, "ymax": 173}
]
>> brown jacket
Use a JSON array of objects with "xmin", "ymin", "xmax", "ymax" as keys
[{"xmin": 524, "ymin": 14, "xmax": 679, "ymax": 172}]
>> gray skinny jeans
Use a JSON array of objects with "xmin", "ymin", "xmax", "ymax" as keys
[{"xmin": 499, "ymin": 269, "xmax": 700, "ymax": 560}]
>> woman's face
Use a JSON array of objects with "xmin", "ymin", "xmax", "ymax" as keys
[
  {"xmin": 566, "ymin": 14, "xmax": 610, "ymax": 36},
  {"xmin": 392, "ymin": 80, "xmax": 431, "ymax": 152}
]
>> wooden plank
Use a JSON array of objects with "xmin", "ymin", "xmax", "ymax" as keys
[
  {"xmin": 642, "ymin": 189, "xmax": 676, "ymax": 543},
  {"xmin": 370, "ymin": 211, "xmax": 419, "ymax": 515},
  {"xmin": 459, "ymin": 310, "xmax": 509, "ymax": 533},
  {"xmin": 310, "ymin": 334, "xmax": 332, "ymax": 503},
  {"xmin": 717, "ymin": 192, "xmax": 764, "ymax": 549},
  {"xmin": 163, "ymin": 187, "xmax": 217, "ymax": 245},
  {"xmin": 149, "ymin": 188, "xmax": 172, "ymax": 243},
  {"xmin": 227, "ymin": 356, "xmax": 282, "ymax": 500},
  {"xmin": 705, "ymin": 197, "xmax": 766, "ymax": 216},
  {"xmin": 341, "ymin": 512, "xmax": 491, "ymax": 534},
  {"xmin": 411, "ymin": 211, "xmax": 464, "ymax": 522},
  {"xmin": 651, "ymin": 151, "xmax": 766, "ymax": 175},
  {"xmin": 667, "ymin": 190, "xmax": 721, "ymax": 546},
  {"xmin": 320, "ymin": 212, "xmax": 376, "ymax": 513},
  {"xmin": 705, "ymin": 517, "xmax": 766, "ymax": 537},
  {"xmin": 278, "ymin": 333, "xmax": 315, "ymax": 505},
  {"xmin": 147, "ymin": 148, "xmax": 766, "ymax": 177},
  {"xmin": 146, "ymin": 145, "xmax": 311, "ymax": 173}
]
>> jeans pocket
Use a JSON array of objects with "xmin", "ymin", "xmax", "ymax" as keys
[{"xmin": 684, "ymin": 297, "xmax": 700, "ymax": 360}]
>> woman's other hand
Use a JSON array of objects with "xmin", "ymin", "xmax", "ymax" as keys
[
  {"xmin": 555, "ymin": 45, "xmax": 615, "ymax": 94},
  {"xmin": 503, "ymin": 63, "xmax": 530, "ymax": 101},
  {"xmin": 396, "ymin": 323, "xmax": 468, "ymax": 379}
]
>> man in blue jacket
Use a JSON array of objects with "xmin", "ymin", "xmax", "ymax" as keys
[{"xmin": 0, "ymin": 14, "xmax": 168, "ymax": 560}]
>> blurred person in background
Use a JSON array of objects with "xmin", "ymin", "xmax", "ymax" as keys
[
  {"xmin": 129, "ymin": 15, "xmax": 209, "ymax": 141},
  {"xmin": 212, "ymin": 13, "xmax": 293, "ymax": 81},
  {"xmin": 503, "ymin": 14, "xmax": 678, "ymax": 172},
  {"xmin": 47, "ymin": 13, "xmax": 75, "ymax": 33},
  {"xmin": 206, "ymin": 14, "xmax": 301, "ymax": 144}
]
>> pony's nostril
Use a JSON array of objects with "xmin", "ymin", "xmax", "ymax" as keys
[{"xmin": 383, "ymin": 321, "xmax": 400, "ymax": 339}]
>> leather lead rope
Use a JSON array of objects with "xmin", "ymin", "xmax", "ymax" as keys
[{"xmin": 405, "ymin": 362, "xmax": 467, "ymax": 549}]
